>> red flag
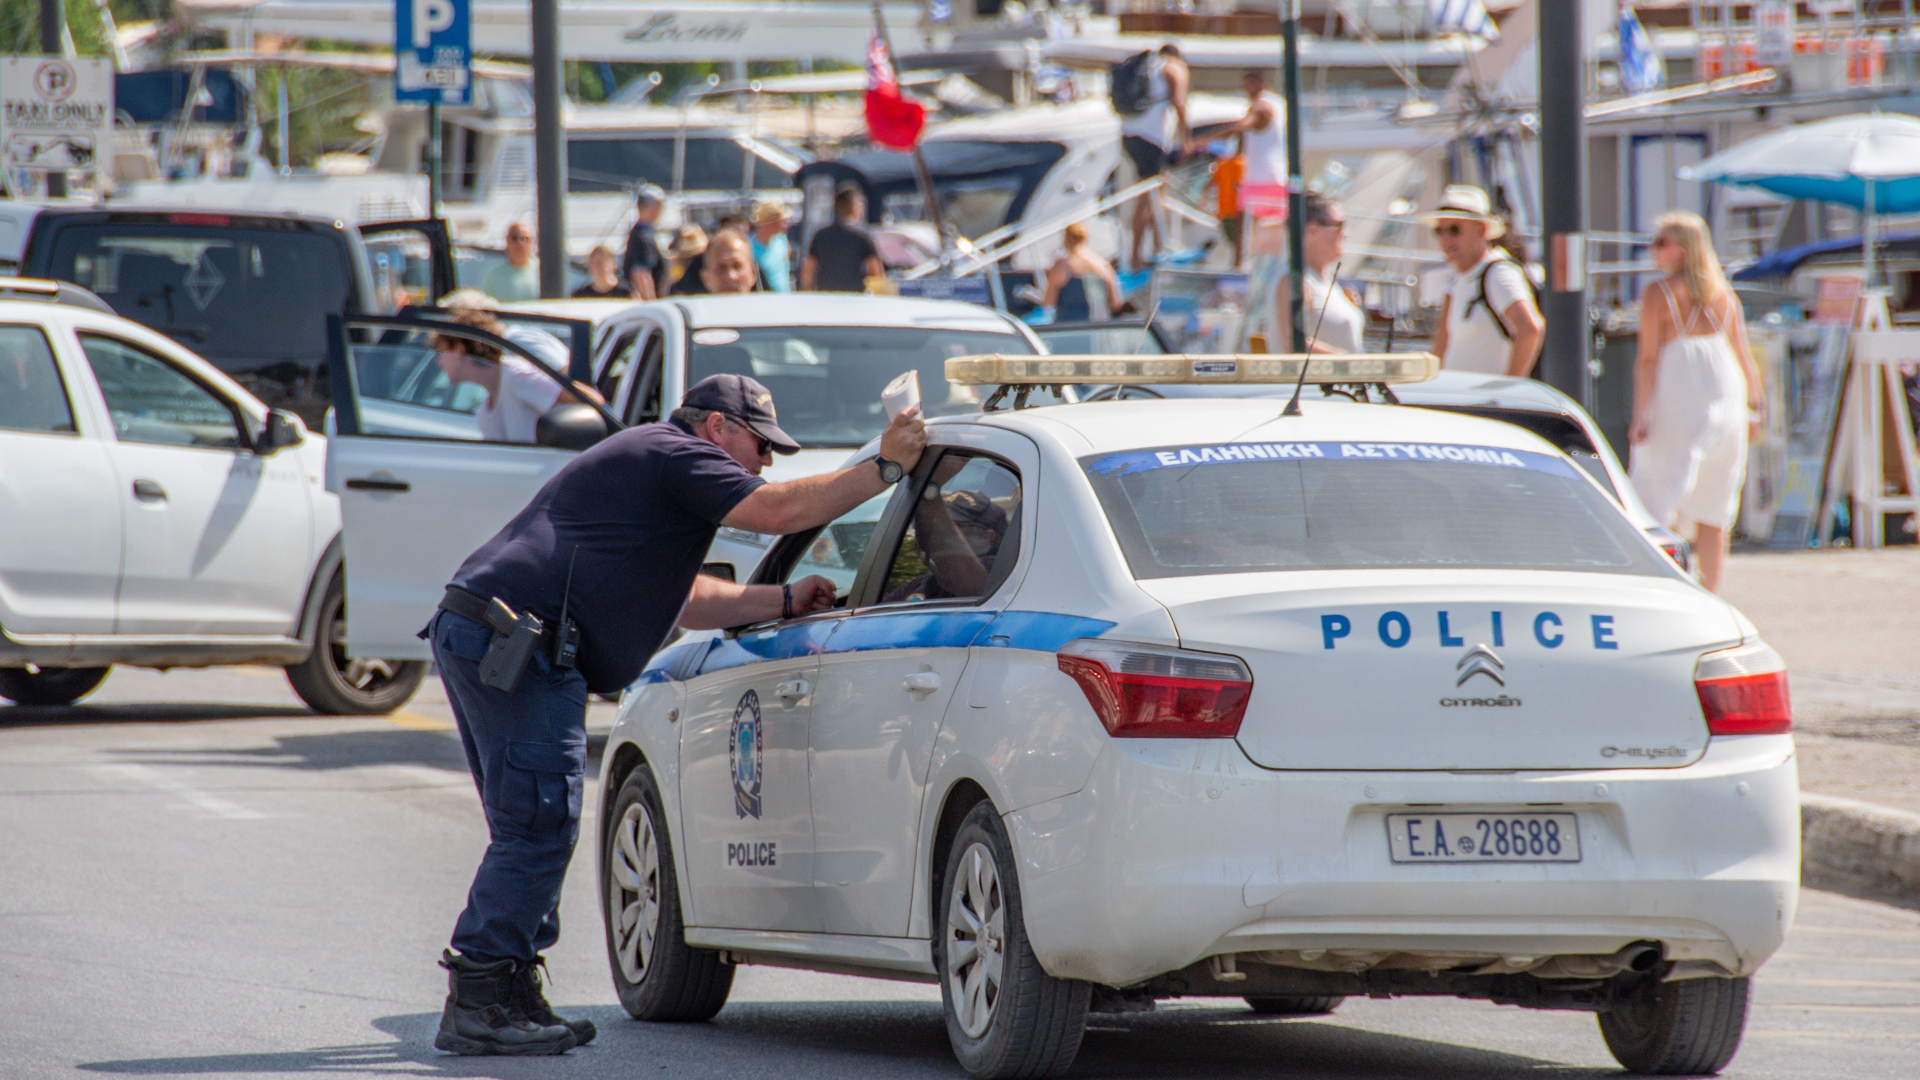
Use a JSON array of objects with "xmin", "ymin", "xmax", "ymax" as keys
[{"xmin": 864, "ymin": 29, "xmax": 925, "ymax": 151}]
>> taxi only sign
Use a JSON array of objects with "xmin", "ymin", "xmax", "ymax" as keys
[{"xmin": 0, "ymin": 57, "xmax": 112, "ymax": 178}]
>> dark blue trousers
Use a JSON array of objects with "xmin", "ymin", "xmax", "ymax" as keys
[{"xmin": 431, "ymin": 611, "xmax": 589, "ymax": 965}]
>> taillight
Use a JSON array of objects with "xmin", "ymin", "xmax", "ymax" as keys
[
  {"xmin": 1057, "ymin": 638, "xmax": 1252, "ymax": 738},
  {"xmin": 1694, "ymin": 642, "xmax": 1791, "ymax": 736}
]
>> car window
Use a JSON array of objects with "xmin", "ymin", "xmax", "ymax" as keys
[
  {"xmin": 1083, "ymin": 440, "xmax": 1669, "ymax": 578},
  {"xmin": 781, "ymin": 489, "xmax": 893, "ymax": 600},
  {"xmin": 880, "ymin": 452, "xmax": 1022, "ymax": 604},
  {"xmin": 596, "ymin": 327, "xmax": 640, "ymax": 402},
  {"xmin": 343, "ymin": 322, "xmax": 566, "ymax": 443},
  {"xmin": 0, "ymin": 325, "xmax": 76, "ymax": 435},
  {"xmin": 618, "ymin": 330, "xmax": 665, "ymax": 427},
  {"xmin": 1039, "ymin": 324, "xmax": 1168, "ymax": 355},
  {"xmin": 80, "ymin": 335, "xmax": 242, "ymax": 449}
]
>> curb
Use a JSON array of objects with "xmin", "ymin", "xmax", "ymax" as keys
[{"xmin": 1801, "ymin": 793, "xmax": 1920, "ymax": 903}]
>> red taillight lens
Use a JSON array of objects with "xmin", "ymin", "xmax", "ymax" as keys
[
  {"xmin": 1057, "ymin": 638, "xmax": 1252, "ymax": 738},
  {"xmin": 1694, "ymin": 642, "xmax": 1791, "ymax": 736}
]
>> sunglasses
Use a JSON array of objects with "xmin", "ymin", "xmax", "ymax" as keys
[
  {"xmin": 1311, "ymin": 218, "xmax": 1348, "ymax": 233},
  {"xmin": 725, "ymin": 414, "xmax": 773, "ymax": 456}
]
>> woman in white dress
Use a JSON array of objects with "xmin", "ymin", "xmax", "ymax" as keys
[{"xmin": 1629, "ymin": 211, "xmax": 1765, "ymax": 592}]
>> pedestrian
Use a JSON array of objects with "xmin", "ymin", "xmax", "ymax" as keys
[
  {"xmin": 802, "ymin": 186, "xmax": 884, "ymax": 293},
  {"xmin": 430, "ymin": 308, "xmax": 596, "ymax": 444},
  {"xmin": 1034, "ymin": 222, "xmax": 1123, "ymax": 322},
  {"xmin": 1425, "ymin": 185, "xmax": 1543, "ymax": 376},
  {"xmin": 622, "ymin": 185, "xmax": 669, "ymax": 300},
  {"xmin": 439, "ymin": 289, "xmax": 575, "ymax": 383},
  {"xmin": 427, "ymin": 374, "xmax": 926, "ymax": 1055},
  {"xmin": 700, "ymin": 231, "xmax": 760, "ymax": 295},
  {"xmin": 1629, "ymin": 211, "xmax": 1764, "ymax": 593},
  {"xmin": 570, "ymin": 245, "xmax": 632, "ymax": 299},
  {"xmin": 1223, "ymin": 70, "xmax": 1287, "ymax": 247},
  {"xmin": 666, "ymin": 225, "xmax": 708, "ymax": 295},
  {"xmin": 1282, "ymin": 191, "xmax": 1366, "ymax": 353},
  {"xmin": 674, "ymin": 215, "xmax": 749, "ymax": 297},
  {"xmin": 481, "ymin": 222, "xmax": 541, "ymax": 304},
  {"xmin": 750, "ymin": 201, "xmax": 794, "ymax": 292},
  {"xmin": 1119, "ymin": 43, "xmax": 1190, "ymax": 268}
]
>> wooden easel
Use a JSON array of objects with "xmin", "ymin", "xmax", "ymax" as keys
[{"xmin": 1821, "ymin": 290, "xmax": 1920, "ymax": 548}]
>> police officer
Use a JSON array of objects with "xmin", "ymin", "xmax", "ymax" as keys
[{"xmin": 427, "ymin": 373, "xmax": 925, "ymax": 1055}]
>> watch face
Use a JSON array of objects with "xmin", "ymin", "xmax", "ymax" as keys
[{"xmin": 878, "ymin": 458, "xmax": 903, "ymax": 483}]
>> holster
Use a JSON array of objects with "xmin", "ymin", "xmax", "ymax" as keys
[{"xmin": 438, "ymin": 587, "xmax": 578, "ymax": 695}]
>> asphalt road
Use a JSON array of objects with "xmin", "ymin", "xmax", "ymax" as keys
[{"xmin": 2, "ymin": 666, "xmax": 1916, "ymax": 1079}]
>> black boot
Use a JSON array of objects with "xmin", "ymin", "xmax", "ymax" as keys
[
  {"xmin": 511, "ymin": 958, "xmax": 597, "ymax": 1046},
  {"xmin": 434, "ymin": 950, "xmax": 576, "ymax": 1056}
]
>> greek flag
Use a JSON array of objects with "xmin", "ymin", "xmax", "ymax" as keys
[
  {"xmin": 1617, "ymin": 6, "xmax": 1666, "ymax": 93},
  {"xmin": 1428, "ymin": 0, "xmax": 1499, "ymax": 41}
]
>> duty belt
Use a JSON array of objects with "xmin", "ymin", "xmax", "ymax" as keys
[{"xmin": 439, "ymin": 586, "xmax": 581, "ymax": 692}]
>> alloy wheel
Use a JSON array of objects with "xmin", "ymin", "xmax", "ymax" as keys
[
  {"xmin": 610, "ymin": 801, "xmax": 662, "ymax": 983},
  {"xmin": 945, "ymin": 841, "xmax": 1006, "ymax": 1039},
  {"xmin": 329, "ymin": 616, "xmax": 398, "ymax": 691}
]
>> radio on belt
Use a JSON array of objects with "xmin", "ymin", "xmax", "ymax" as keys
[{"xmin": 942, "ymin": 351, "xmax": 1441, "ymax": 386}]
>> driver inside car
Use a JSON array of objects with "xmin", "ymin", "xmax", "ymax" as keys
[{"xmin": 883, "ymin": 469, "xmax": 1010, "ymax": 603}]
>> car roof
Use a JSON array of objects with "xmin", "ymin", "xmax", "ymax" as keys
[
  {"xmin": 963, "ymin": 396, "xmax": 1560, "ymax": 457},
  {"xmin": 672, "ymin": 294, "xmax": 1026, "ymax": 333}
]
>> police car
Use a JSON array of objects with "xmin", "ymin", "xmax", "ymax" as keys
[{"xmin": 595, "ymin": 352, "xmax": 1796, "ymax": 1079}]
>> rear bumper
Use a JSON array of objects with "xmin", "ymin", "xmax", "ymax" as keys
[{"xmin": 1005, "ymin": 734, "xmax": 1799, "ymax": 988}]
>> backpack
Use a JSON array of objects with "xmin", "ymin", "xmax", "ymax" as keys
[
  {"xmin": 1462, "ymin": 252, "xmax": 1543, "ymax": 341},
  {"xmin": 1110, "ymin": 51, "xmax": 1153, "ymax": 116}
]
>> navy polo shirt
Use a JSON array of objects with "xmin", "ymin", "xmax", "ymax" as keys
[{"xmin": 450, "ymin": 420, "xmax": 765, "ymax": 694}]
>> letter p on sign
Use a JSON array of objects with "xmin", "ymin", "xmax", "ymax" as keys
[{"xmin": 414, "ymin": 0, "xmax": 456, "ymax": 47}]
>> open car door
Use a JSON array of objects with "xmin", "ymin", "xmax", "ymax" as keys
[
  {"xmin": 359, "ymin": 218, "xmax": 457, "ymax": 308},
  {"xmin": 323, "ymin": 314, "xmax": 620, "ymax": 660}
]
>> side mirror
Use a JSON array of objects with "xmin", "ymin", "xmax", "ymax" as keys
[
  {"xmin": 535, "ymin": 403, "xmax": 611, "ymax": 451},
  {"xmin": 255, "ymin": 410, "xmax": 306, "ymax": 455}
]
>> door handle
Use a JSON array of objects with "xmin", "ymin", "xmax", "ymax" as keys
[
  {"xmin": 775, "ymin": 678, "xmax": 810, "ymax": 704},
  {"xmin": 131, "ymin": 478, "xmax": 167, "ymax": 501},
  {"xmin": 903, "ymin": 671, "xmax": 941, "ymax": 696},
  {"xmin": 345, "ymin": 477, "xmax": 411, "ymax": 493}
]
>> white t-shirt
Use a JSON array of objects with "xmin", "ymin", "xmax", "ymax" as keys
[
  {"xmin": 1120, "ymin": 56, "xmax": 1176, "ymax": 150},
  {"xmin": 1442, "ymin": 253, "xmax": 1533, "ymax": 375},
  {"xmin": 476, "ymin": 353, "xmax": 564, "ymax": 443},
  {"xmin": 1242, "ymin": 92, "xmax": 1289, "ymax": 188},
  {"xmin": 1304, "ymin": 265, "xmax": 1366, "ymax": 353}
]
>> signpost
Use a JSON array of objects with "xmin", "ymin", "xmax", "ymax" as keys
[
  {"xmin": 395, "ymin": 0, "xmax": 470, "ymax": 217},
  {"xmin": 0, "ymin": 57, "xmax": 113, "ymax": 197}
]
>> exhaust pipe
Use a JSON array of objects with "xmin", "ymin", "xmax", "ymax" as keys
[{"xmin": 1529, "ymin": 941, "xmax": 1664, "ymax": 980}]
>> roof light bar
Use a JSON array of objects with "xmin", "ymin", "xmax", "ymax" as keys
[{"xmin": 944, "ymin": 352, "xmax": 1440, "ymax": 386}]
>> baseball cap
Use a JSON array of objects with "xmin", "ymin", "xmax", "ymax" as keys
[{"xmin": 682, "ymin": 373, "xmax": 800, "ymax": 454}]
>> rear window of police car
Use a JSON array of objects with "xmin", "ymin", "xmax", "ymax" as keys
[{"xmin": 1082, "ymin": 440, "xmax": 1671, "ymax": 579}]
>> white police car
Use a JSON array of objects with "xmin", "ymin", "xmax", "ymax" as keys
[{"xmin": 596, "ymin": 353, "xmax": 1797, "ymax": 1078}]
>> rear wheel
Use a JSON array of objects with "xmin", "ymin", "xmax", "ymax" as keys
[
  {"xmin": 1243, "ymin": 995, "xmax": 1344, "ymax": 1016},
  {"xmin": 284, "ymin": 572, "xmax": 425, "ymax": 715},
  {"xmin": 937, "ymin": 802, "xmax": 1088, "ymax": 1079},
  {"xmin": 603, "ymin": 765, "xmax": 734, "ymax": 1021},
  {"xmin": 1598, "ymin": 975, "xmax": 1750, "ymax": 1076},
  {"xmin": 0, "ymin": 665, "xmax": 110, "ymax": 706}
]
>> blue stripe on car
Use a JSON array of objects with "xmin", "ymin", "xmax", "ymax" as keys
[{"xmin": 684, "ymin": 609, "xmax": 1117, "ymax": 678}]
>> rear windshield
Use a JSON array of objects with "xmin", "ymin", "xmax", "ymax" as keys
[
  {"xmin": 1083, "ymin": 440, "xmax": 1669, "ymax": 578},
  {"xmin": 686, "ymin": 325, "xmax": 1038, "ymax": 447},
  {"xmin": 42, "ymin": 223, "xmax": 354, "ymax": 367}
]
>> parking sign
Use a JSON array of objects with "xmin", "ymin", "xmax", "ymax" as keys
[
  {"xmin": 394, "ymin": 0, "xmax": 471, "ymax": 106},
  {"xmin": 0, "ymin": 57, "xmax": 113, "ymax": 178}
]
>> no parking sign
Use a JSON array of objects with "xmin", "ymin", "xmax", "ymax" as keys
[{"xmin": 394, "ymin": 0, "xmax": 471, "ymax": 106}]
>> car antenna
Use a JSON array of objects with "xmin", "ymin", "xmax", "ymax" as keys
[
  {"xmin": 1134, "ymin": 297, "xmax": 1162, "ymax": 354},
  {"xmin": 1281, "ymin": 260, "xmax": 1340, "ymax": 418}
]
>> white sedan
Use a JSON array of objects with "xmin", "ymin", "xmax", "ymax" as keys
[{"xmin": 595, "ymin": 353, "xmax": 1797, "ymax": 1079}]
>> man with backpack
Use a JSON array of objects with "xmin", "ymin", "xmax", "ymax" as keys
[
  {"xmin": 1425, "ymin": 185, "xmax": 1544, "ymax": 377},
  {"xmin": 1111, "ymin": 43, "xmax": 1190, "ymax": 269}
]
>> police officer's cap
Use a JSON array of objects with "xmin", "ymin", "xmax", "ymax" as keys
[{"xmin": 683, "ymin": 374, "xmax": 801, "ymax": 455}]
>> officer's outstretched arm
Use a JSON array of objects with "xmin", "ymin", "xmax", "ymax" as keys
[
  {"xmin": 680, "ymin": 573, "xmax": 835, "ymax": 630},
  {"xmin": 723, "ymin": 408, "xmax": 927, "ymax": 535}
]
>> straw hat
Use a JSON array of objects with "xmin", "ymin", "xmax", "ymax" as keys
[
  {"xmin": 669, "ymin": 224, "xmax": 709, "ymax": 260},
  {"xmin": 1421, "ymin": 184, "xmax": 1507, "ymax": 239},
  {"xmin": 750, "ymin": 200, "xmax": 791, "ymax": 227}
]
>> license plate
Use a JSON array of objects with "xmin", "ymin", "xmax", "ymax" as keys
[{"xmin": 1386, "ymin": 812, "xmax": 1581, "ymax": 863}]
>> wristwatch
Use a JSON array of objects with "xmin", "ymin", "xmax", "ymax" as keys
[{"xmin": 874, "ymin": 455, "xmax": 904, "ymax": 484}]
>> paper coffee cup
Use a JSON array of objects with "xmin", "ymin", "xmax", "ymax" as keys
[{"xmin": 883, "ymin": 370, "xmax": 921, "ymax": 420}]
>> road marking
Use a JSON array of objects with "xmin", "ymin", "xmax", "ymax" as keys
[
  {"xmin": 382, "ymin": 765, "xmax": 473, "ymax": 793},
  {"xmin": 91, "ymin": 764, "xmax": 264, "ymax": 820},
  {"xmin": 387, "ymin": 710, "xmax": 455, "ymax": 731},
  {"xmin": 1761, "ymin": 977, "xmax": 1920, "ymax": 990}
]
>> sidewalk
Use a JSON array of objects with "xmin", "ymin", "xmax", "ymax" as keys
[{"xmin": 1721, "ymin": 545, "xmax": 1920, "ymax": 904}]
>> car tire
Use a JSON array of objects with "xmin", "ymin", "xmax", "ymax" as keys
[
  {"xmin": 1243, "ymin": 995, "xmax": 1344, "ymax": 1016},
  {"xmin": 284, "ymin": 572, "xmax": 426, "ymax": 715},
  {"xmin": 936, "ymin": 801, "xmax": 1088, "ymax": 1080},
  {"xmin": 1597, "ymin": 975, "xmax": 1750, "ymax": 1076},
  {"xmin": 603, "ymin": 764, "xmax": 734, "ymax": 1022},
  {"xmin": 0, "ymin": 666, "xmax": 110, "ymax": 706}
]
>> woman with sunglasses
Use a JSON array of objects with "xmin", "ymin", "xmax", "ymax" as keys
[
  {"xmin": 1424, "ymin": 185, "xmax": 1543, "ymax": 377},
  {"xmin": 1628, "ymin": 211, "xmax": 1764, "ymax": 592}
]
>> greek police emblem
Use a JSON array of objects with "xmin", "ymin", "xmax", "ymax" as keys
[{"xmin": 729, "ymin": 689, "xmax": 763, "ymax": 819}]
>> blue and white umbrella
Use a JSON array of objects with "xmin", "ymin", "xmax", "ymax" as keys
[{"xmin": 1679, "ymin": 112, "xmax": 1920, "ymax": 285}]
